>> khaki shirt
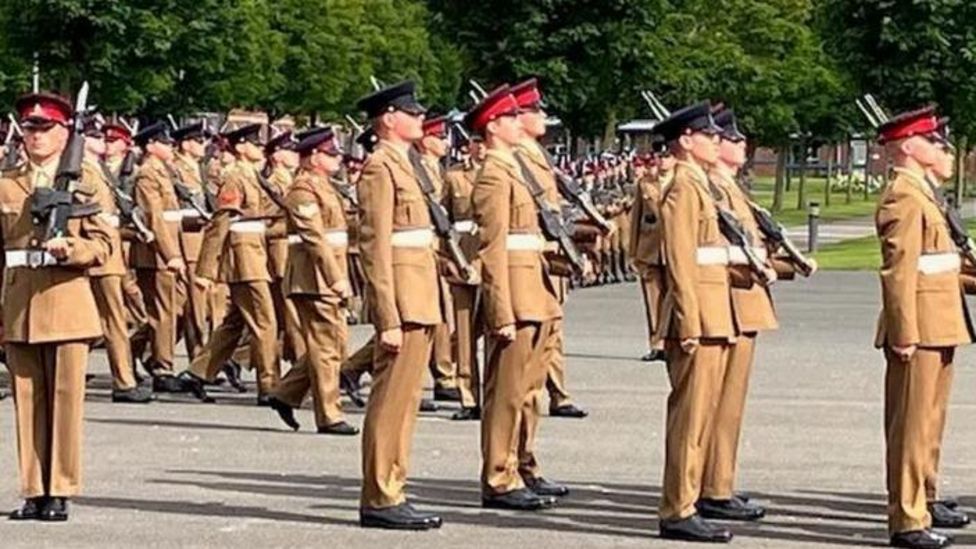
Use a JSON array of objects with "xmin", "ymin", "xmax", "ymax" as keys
[
  {"xmin": 132, "ymin": 155, "xmax": 183, "ymax": 270},
  {"xmin": 629, "ymin": 173, "xmax": 665, "ymax": 270},
  {"xmin": 284, "ymin": 169, "xmax": 348, "ymax": 297},
  {"xmin": 172, "ymin": 153, "xmax": 207, "ymax": 262},
  {"xmin": 264, "ymin": 165, "xmax": 293, "ymax": 279},
  {"xmin": 84, "ymin": 159, "xmax": 127, "ymax": 277}
]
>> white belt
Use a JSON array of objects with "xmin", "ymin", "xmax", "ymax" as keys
[
  {"xmin": 100, "ymin": 213, "xmax": 120, "ymax": 228},
  {"xmin": 162, "ymin": 210, "xmax": 184, "ymax": 222},
  {"xmin": 229, "ymin": 220, "xmax": 267, "ymax": 234},
  {"xmin": 696, "ymin": 247, "xmax": 730, "ymax": 266},
  {"xmin": 727, "ymin": 246, "xmax": 768, "ymax": 266},
  {"xmin": 180, "ymin": 208, "xmax": 201, "ymax": 219},
  {"xmin": 453, "ymin": 220, "xmax": 478, "ymax": 234},
  {"xmin": 391, "ymin": 228, "xmax": 434, "ymax": 248},
  {"xmin": 506, "ymin": 233, "xmax": 546, "ymax": 251},
  {"xmin": 287, "ymin": 231, "xmax": 349, "ymax": 247},
  {"xmin": 918, "ymin": 252, "xmax": 961, "ymax": 275},
  {"xmin": 5, "ymin": 249, "xmax": 58, "ymax": 268}
]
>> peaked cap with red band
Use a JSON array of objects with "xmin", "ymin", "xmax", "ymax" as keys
[
  {"xmin": 511, "ymin": 78, "xmax": 543, "ymax": 110},
  {"xmin": 465, "ymin": 85, "xmax": 519, "ymax": 134},
  {"xmin": 877, "ymin": 106, "xmax": 940, "ymax": 144},
  {"xmin": 103, "ymin": 123, "xmax": 132, "ymax": 144},
  {"xmin": 15, "ymin": 92, "xmax": 72, "ymax": 127},
  {"xmin": 422, "ymin": 114, "xmax": 448, "ymax": 138}
]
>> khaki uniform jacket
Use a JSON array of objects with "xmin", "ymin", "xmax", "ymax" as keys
[
  {"xmin": 195, "ymin": 160, "xmax": 271, "ymax": 284},
  {"xmin": 172, "ymin": 153, "xmax": 207, "ymax": 262},
  {"xmin": 132, "ymin": 156, "xmax": 183, "ymax": 270},
  {"xmin": 264, "ymin": 166, "xmax": 292, "ymax": 279},
  {"xmin": 84, "ymin": 159, "xmax": 127, "ymax": 277},
  {"xmin": 875, "ymin": 169, "xmax": 973, "ymax": 348},
  {"xmin": 514, "ymin": 140, "xmax": 568, "ymax": 301},
  {"xmin": 444, "ymin": 163, "xmax": 478, "ymax": 260},
  {"xmin": 284, "ymin": 169, "xmax": 348, "ymax": 297},
  {"xmin": 629, "ymin": 173, "xmax": 665, "ymax": 271},
  {"xmin": 659, "ymin": 161, "xmax": 735, "ymax": 341},
  {"xmin": 358, "ymin": 141, "xmax": 445, "ymax": 330},
  {"xmin": 0, "ymin": 163, "xmax": 113, "ymax": 343},
  {"xmin": 472, "ymin": 149, "xmax": 562, "ymax": 330}
]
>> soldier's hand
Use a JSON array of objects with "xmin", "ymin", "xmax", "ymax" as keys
[
  {"xmin": 166, "ymin": 257, "xmax": 186, "ymax": 274},
  {"xmin": 195, "ymin": 276, "xmax": 214, "ymax": 290},
  {"xmin": 805, "ymin": 259, "xmax": 819, "ymax": 276},
  {"xmin": 892, "ymin": 344, "xmax": 917, "ymax": 362},
  {"xmin": 44, "ymin": 237, "xmax": 73, "ymax": 260},
  {"xmin": 680, "ymin": 338, "xmax": 699, "ymax": 354},
  {"xmin": 380, "ymin": 328, "xmax": 403, "ymax": 353},
  {"xmin": 331, "ymin": 279, "xmax": 352, "ymax": 299},
  {"xmin": 464, "ymin": 268, "xmax": 482, "ymax": 286},
  {"xmin": 495, "ymin": 324, "xmax": 516, "ymax": 342},
  {"xmin": 761, "ymin": 267, "xmax": 778, "ymax": 285}
]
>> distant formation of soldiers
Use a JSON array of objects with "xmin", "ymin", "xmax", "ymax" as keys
[{"xmin": 0, "ymin": 77, "xmax": 969, "ymax": 549}]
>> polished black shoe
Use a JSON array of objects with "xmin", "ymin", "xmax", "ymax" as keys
[
  {"xmin": 524, "ymin": 476, "xmax": 570, "ymax": 497},
  {"xmin": 317, "ymin": 421, "xmax": 360, "ymax": 436},
  {"xmin": 256, "ymin": 395, "xmax": 273, "ymax": 407},
  {"xmin": 660, "ymin": 514, "xmax": 733, "ymax": 543},
  {"xmin": 221, "ymin": 361, "xmax": 247, "ymax": 393},
  {"xmin": 419, "ymin": 399, "xmax": 439, "ymax": 412},
  {"xmin": 482, "ymin": 488, "xmax": 557, "ymax": 511},
  {"xmin": 433, "ymin": 386, "xmax": 461, "ymax": 402},
  {"xmin": 111, "ymin": 385, "xmax": 156, "ymax": 404},
  {"xmin": 641, "ymin": 349, "xmax": 667, "ymax": 362},
  {"xmin": 340, "ymin": 373, "xmax": 366, "ymax": 408},
  {"xmin": 549, "ymin": 403, "xmax": 588, "ymax": 418},
  {"xmin": 451, "ymin": 407, "xmax": 481, "ymax": 421},
  {"xmin": 697, "ymin": 496, "xmax": 765, "ymax": 521},
  {"xmin": 360, "ymin": 502, "xmax": 442, "ymax": 530},
  {"xmin": 268, "ymin": 397, "xmax": 300, "ymax": 431},
  {"xmin": 39, "ymin": 497, "xmax": 68, "ymax": 522},
  {"xmin": 177, "ymin": 372, "xmax": 215, "ymax": 403},
  {"xmin": 930, "ymin": 502, "xmax": 970, "ymax": 529},
  {"xmin": 890, "ymin": 529, "xmax": 953, "ymax": 548},
  {"xmin": 937, "ymin": 497, "xmax": 960, "ymax": 510},
  {"xmin": 9, "ymin": 497, "xmax": 45, "ymax": 521}
]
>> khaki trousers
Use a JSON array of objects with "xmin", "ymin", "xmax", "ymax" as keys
[
  {"xmin": 701, "ymin": 333, "xmax": 756, "ymax": 499},
  {"xmin": 180, "ymin": 262, "xmax": 209, "ymax": 359},
  {"xmin": 90, "ymin": 275, "xmax": 137, "ymax": 390},
  {"xmin": 7, "ymin": 341, "xmax": 89, "ymax": 498},
  {"xmin": 341, "ymin": 336, "xmax": 375, "ymax": 383},
  {"xmin": 640, "ymin": 267, "xmax": 666, "ymax": 350},
  {"xmin": 429, "ymin": 322, "xmax": 456, "ymax": 390},
  {"xmin": 482, "ymin": 320, "xmax": 554, "ymax": 495},
  {"xmin": 361, "ymin": 324, "xmax": 434, "ymax": 509},
  {"xmin": 452, "ymin": 284, "xmax": 481, "ymax": 408},
  {"xmin": 136, "ymin": 269, "xmax": 185, "ymax": 373},
  {"xmin": 659, "ymin": 339, "xmax": 730, "ymax": 520},
  {"xmin": 885, "ymin": 346, "xmax": 954, "ymax": 534},
  {"xmin": 190, "ymin": 281, "xmax": 279, "ymax": 396},
  {"xmin": 271, "ymin": 278, "xmax": 306, "ymax": 364},
  {"xmin": 543, "ymin": 319, "xmax": 572, "ymax": 408},
  {"xmin": 275, "ymin": 296, "xmax": 347, "ymax": 427}
]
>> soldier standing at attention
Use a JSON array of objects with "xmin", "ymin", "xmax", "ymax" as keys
[
  {"xmin": 654, "ymin": 102, "xmax": 735, "ymax": 543},
  {"xmin": 470, "ymin": 85, "xmax": 563, "ymax": 511},
  {"xmin": 875, "ymin": 107, "xmax": 971, "ymax": 549},
  {"xmin": 629, "ymin": 151, "xmax": 668, "ymax": 363},
  {"xmin": 355, "ymin": 81, "xmax": 445, "ymax": 530},
  {"xmin": 3, "ymin": 91, "xmax": 113, "ymax": 521}
]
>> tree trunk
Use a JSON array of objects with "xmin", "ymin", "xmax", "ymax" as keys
[
  {"xmin": 824, "ymin": 143, "xmax": 834, "ymax": 208},
  {"xmin": 845, "ymin": 138, "xmax": 854, "ymax": 204},
  {"xmin": 785, "ymin": 145, "xmax": 792, "ymax": 192},
  {"xmin": 773, "ymin": 145, "xmax": 787, "ymax": 213},
  {"xmin": 954, "ymin": 136, "xmax": 967, "ymax": 207},
  {"xmin": 796, "ymin": 138, "xmax": 808, "ymax": 211},
  {"xmin": 864, "ymin": 144, "xmax": 874, "ymax": 201}
]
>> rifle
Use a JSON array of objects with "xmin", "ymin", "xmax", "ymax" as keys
[
  {"xmin": 927, "ymin": 180, "xmax": 976, "ymax": 268},
  {"xmin": 97, "ymin": 160, "xmax": 155, "ymax": 243},
  {"xmin": 30, "ymin": 82, "xmax": 101, "ymax": 249},
  {"xmin": 255, "ymin": 165, "xmax": 288, "ymax": 211},
  {"xmin": 198, "ymin": 141, "xmax": 219, "ymax": 211},
  {"xmin": 163, "ymin": 163, "xmax": 212, "ymax": 222},
  {"xmin": 2, "ymin": 117, "xmax": 22, "ymax": 170},
  {"xmin": 116, "ymin": 149, "xmax": 139, "ymax": 196},
  {"xmin": 538, "ymin": 147, "xmax": 614, "ymax": 235},
  {"xmin": 512, "ymin": 154, "xmax": 587, "ymax": 275},
  {"xmin": 747, "ymin": 200, "xmax": 816, "ymax": 277},
  {"xmin": 715, "ymin": 206, "xmax": 774, "ymax": 286},
  {"xmin": 407, "ymin": 149, "xmax": 476, "ymax": 283},
  {"xmin": 329, "ymin": 177, "xmax": 359, "ymax": 209}
]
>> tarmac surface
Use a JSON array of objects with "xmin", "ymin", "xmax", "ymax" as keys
[{"xmin": 2, "ymin": 271, "xmax": 976, "ymax": 548}]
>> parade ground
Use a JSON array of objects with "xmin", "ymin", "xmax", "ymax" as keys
[{"xmin": 1, "ymin": 271, "xmax": 975, "ymax": 548}]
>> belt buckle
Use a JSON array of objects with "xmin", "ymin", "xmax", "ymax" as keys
[{"xmin": 27, "ymin": 250, "xmax": 44, "ymax": 269}]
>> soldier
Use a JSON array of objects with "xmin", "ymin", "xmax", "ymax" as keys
[
  {"xmin": 443, "ymin": 135, "xmax": 484, "ymax": 420},
  {"xmin": 355, "ymin": 81, "xmax": 445, "ymax": 530},
  {"xmin": 874, "ymin": 107, "xmax": 971, "ymax": 549},
  {"xmin": 84, "ymin": 120, "xmax": 154, "ymax": 403},
  {"xmin": 654, "ymin": 102, "xmax": 734, "ymax": 543},
  {"xmin": 3, "ymin": 91, "xmax": 113, "ymax": 521},
  {"xmin": 469, "ymin": 85, "xmax": 563, "ymax": 511},
  {"xmin": 415, "ymin": 114, "xmax": 461, "ymax": 402},
  {"xmin": 182, "ymin": 123, "xmax": 280, "ymax": 405},
  {"xmin": 510, "ymin": 78, "xmax": 588, "ymax": 420},
  {"xmin": 630, "ymin": 151, "xmax": 667, "ymax": 362},
  {"xmin": 268, "ymin": 127, "xmax": 359, "ymax": 436},
  {"xmin": 131, "ymin": 122, "xmax": 188, "ymax": 392}
]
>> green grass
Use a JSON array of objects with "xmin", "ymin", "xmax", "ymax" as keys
[
  {"xmin": 751, "ymin": 176, "xmax": 878, "ymax": 227},
  {"xmin": 813, "ymin": 218, "xmax": 976, "ymax": 271}
]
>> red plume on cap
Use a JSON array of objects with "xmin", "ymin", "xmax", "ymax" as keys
[{"xmin": 877, "ymin": 106, "xmax": 940, "ymax": 144}]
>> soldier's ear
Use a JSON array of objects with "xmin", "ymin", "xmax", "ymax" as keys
[{"xmin": 677, "ymin": 134, "xmax": 694, "ymax": 152}]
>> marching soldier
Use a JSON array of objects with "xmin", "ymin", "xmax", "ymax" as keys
[
  {"xmin": 654, "ymin": 102, "xmax": 734, "ymax": 543},
  {"xmin": 84, "ymin": 121, "xmax": 153, "ymax": 403},
  {"xmin": 3, "ymin": 91, "xmax": 113, "ymax": 521},
  {"xmin": 443, "ymin": 135, "xmax": 484, "ymax": 420},
  {"xmin": 267, "ymin": 127, "xmax": 359, "ymax": 436},
  {"xmin": 182, "ymin": 123, "xmax": 280, "ymax": 404},
  {"xmin": 131, "ymin": 122, "xmax": 188, "ymax": 392},
  {"xmin": 630, "ymin": 151, "xmax": 668, "ymax": 362},
  {"xmin": 469, "ymin": 85, "xmax": 563, "ymax": 511},
  {"xmin": 355, "ymin": 81, "xmax": 445, "ymax": 530},
  {"xmin": 875, "ymin": 107, "xmax": 971, "ymax": 549}
]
